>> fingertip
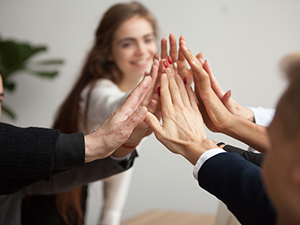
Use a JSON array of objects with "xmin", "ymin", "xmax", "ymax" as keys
[{"xmin": 137, "ymin": 106, "xmax": 148, "ymax": 117}]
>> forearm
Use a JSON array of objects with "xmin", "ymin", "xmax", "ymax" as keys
[{"xmin": 224, "ymin": 116, "xmax": 270, "ymax": 154}]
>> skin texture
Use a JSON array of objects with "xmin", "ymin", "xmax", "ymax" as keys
[
  {"xmin": 145, "ymin": 62, "xmax": 217, "ymax": 165},
  {"xmin": 84, "ymin": 75, "xmax": 152, "ymax": 162},
  {"xmin": 178, "ymin": 37, "xmax": 270, "ymax": 154}
]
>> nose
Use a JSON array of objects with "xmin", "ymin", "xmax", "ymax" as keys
[{"xmin": 135, "ymin": 41, "xmax": 147, "ymax": 55}]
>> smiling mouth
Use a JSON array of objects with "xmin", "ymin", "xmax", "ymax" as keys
[{"xmin": 131, "ymin": 58, "xmax": 150, "ymax": 66}]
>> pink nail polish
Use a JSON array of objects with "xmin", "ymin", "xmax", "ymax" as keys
[
  {"xmin": 163, "ymin": 60, "xmax": 168, "ymax": 68},
  {"xmin": 157, "ymin": 86, "xmax": 161, "ymax": 97},
  {"xmin": 183, "ymin": 77, "xmax": 187, "ymax": 85},
  {"xmin": 168, "ymin": 56, "xmax": 172, "ymax": 64}
]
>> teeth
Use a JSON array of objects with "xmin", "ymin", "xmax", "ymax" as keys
[{"xmin": 136, "ymin": 60, "xmax": 146, "ymax": 65}]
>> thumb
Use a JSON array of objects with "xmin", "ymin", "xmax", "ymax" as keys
[{"xmin": 144, "ymin": 111, "xmax": 163, "ymax": 136}]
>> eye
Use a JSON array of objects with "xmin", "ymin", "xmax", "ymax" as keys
[
  {"xmin": 145, "ymin": 37, "xmax": 154, "ymax": 43},
  {"xmin": 121, "ymin": 42, "xmax": 132, "ymax": 48}
]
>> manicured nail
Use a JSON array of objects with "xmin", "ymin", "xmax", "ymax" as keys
[
  {"xmin": 157, "ymin": 86, "xmax": 161, "ymax": 97},
  {"xmin": 183, "ymin": 77, "xmax": 187, "ymax": 85},
  {"xmin": 168, "ymin": 56, "xmax": 172, "ymax": 64},
  {"xmin": 163, "ymin": 60, "xmax": 168, "ymax": 68}
]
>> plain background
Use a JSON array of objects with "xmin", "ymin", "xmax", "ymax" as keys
[{"xmin": 1, "ymin": 0, "xmax": 300, "ymax": 224}]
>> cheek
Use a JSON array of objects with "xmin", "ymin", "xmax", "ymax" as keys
[
  {"xmin": 113, "ymin": 50, "xmax": 132, "ymax": 68},
  {"xmin": 150, "ymin": 44, "xmax": 158, "ymax": 54}
]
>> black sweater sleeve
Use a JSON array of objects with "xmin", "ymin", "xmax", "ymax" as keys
[
  {"xmin": 0, "ymin": 122, "xmax": 85, "ymax": 194},
  {"xmin": 0, "ymin": 122, "xmax": 59, "ymax": 194}
]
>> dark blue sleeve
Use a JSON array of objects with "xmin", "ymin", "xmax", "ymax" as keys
[{"xmin": 198, "ymin": 152, "xmax": 276, "ymax": 225}]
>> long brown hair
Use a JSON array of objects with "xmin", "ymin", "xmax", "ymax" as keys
[{"xmin": 54, "ymin": 2, "xmax": 158, "ymax": 224}]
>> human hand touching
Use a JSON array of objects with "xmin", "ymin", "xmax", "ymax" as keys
[
  {"xmin": 161, "ymin": 34, "xmax": 203, "ymax": 86},
  {"xmin": 112, "ymin": 59, "xmax": 161, "ymax": 157},
  {"xmin": 84, "ymin": 75, "xmax": 152, "ymax": 163},
  {"xmin": 202, "ymin": 59, "xmax": 255, "ymax": 122},
  {"xmin": 144, "ymin": 60, "xmax": 217, "ymax": 165},
  {"xmin": 179, "ymin": 38, "xmax": 270, "ymax": 153}
]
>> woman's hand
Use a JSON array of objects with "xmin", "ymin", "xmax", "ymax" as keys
[
  {"xmin": 161, "ymin": 34, "xmax": 203, "ymax": 86},
  {"xmin": 202, "ymin": 59, "xmax": 255, "ymax": 122},
  {"xmin": 179, "ymin": 38, "xmax": 270, "ymax": 153},
  {"xmin": 145, "ymin": 61, "xmax": 217, "ymax": 165}
]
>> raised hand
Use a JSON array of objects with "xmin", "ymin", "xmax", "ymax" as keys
[
  {"xmin": 161, "ymin": 34, "xmax": 203, "ymax": 86},
  {"xmin": 145, "ymin": 60, "xmax": 217, "ymax": 165},
  {"xmin": 179, "ymin": 38, "xmax": 270, "ymax": 153},
  {"xmin": 84, "ymin": 75, "xmax": 152, "ymax": 162},
  {"xmin": 111, "ymin": 60, "xmax": 161, "ymax": 157},
  {"xmin": 203, "ymin": 60, "xmax": 255, "ymax": 122}
]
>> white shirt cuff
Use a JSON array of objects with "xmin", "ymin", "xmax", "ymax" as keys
[
  {"xmin": 247, "ymin": 107, "xmax": 275, "ymax": 126},
  {"xmin": 193, "ymin": 148, "xmax": 226, "ymax": 180},
  {"xmin": 110, "ymin": 153, "xmax": 132, "ymax": 162}
]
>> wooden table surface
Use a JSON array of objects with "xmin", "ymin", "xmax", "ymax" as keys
[{"xmin": 121, "ymin": 209, "xmax": 215, "ymax": 225}]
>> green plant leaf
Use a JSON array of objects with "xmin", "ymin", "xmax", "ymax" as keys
[
  {"xmin": 0, "ymin": 39, "xmax": 47, "ymax": 79},
  {"xmin": 28, "ymin": 70, "xmax": 59, "ymax": 78},
  {"xmin": 3, "ymin": 80, "xmax": 15, "ymax": 92},
  {"xmin": 32, "ymin": 59, "xmax": 64, "ymax": 65},
  {"xmin": 1, "ymin": 104, "xmax": 16, "ymax": 119}
]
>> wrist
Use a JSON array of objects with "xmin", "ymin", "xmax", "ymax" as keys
[
  {"xmin": 243, "ymin": 107, "xmax": 255, "ymax": 123},
  {"xmin": 184, "ymin": 139, "xmax": 218, "ymax": 165}
]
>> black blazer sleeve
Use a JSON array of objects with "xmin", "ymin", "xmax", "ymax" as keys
[
  {"xmin": 0, "ymin": 122, "xmax": 60, "ymax": 194},
  {"xmin": 223, "ymin": 144, "xmax": 265, "ymax": 167},
  {"xmin": 198, "ymin": 152, "xmax": 276, "ymax": 225}
]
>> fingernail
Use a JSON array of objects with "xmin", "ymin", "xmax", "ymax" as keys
[
  {"xmin": 157, "ymin": 86, "xmax": 161, "ymax": 97},
  {"xmin": 173, "ymin": 62, "xmax": 178, "ymax": 70},
  {"xmin": 168, "ymin": 56, "xmax": 172, "ymax": 64},
  {"xmin": 163, "ymin": 60, "xmax": 168, "ymax": 68},
  {"xmin": 183, "ymin": 77, "xmax": 187, "ymax": 85},
  {"xmin": 137, "ymin": 106, "xmax": 147, "ymax": 116}
]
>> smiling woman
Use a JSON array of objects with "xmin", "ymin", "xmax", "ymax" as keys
[{"xmin": 21, "ymin": 2, "xmax": 159, "ymax": 225}]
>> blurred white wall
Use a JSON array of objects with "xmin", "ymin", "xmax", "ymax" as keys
[{"xmin": 1, "ymin": 0, "xmax": 300, "ymax": 223}]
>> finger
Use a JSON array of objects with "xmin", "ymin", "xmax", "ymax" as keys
[
  {"xmin": 169, "ymin": 33, "xmax": 178, "ymax": 61},
  {"xmin": 174, "ymin": 74, "xmax": 191, "ymax": 108},
  {"xmin": 186, "ymin": 86, "xmax": 199, "ymax": 111},
  {"xmin": 142, "ymin": 60, "xmax": 159, "ymax": 106},
  {"xmin": 147, "ymin": 99, "xmax": 158, "ymax": 114},
  {"xmin": 203, "ymin": 60, "xmax": 225, "ymax": 98},
  {"xmin": 196, "ymin": 53, "xmax": 204, "ymax": 66},
  {"xmin": 165, "ymin": 68, "xmax": 184, "ymax": 107},
  {"xmin": 160, "ymin": 38, "xmax": 168, "ymax": 60},
  {"xmin": 179, "ymin": 39, "xmax": 211, "ymax": 90},
  {"xmin": 123, "ymin": 106, "xmax": 148, "ymax": 133},
  {"xmin": 144, "ymin": 111, "xmax": 163, "ymax": 136},
  {"xmin": 119, "ymin": 76, "xmax": 152, "ymax": 116},
  {"xmin": 221, "ymin": 90, "xmax": 232, "ymax": 107},
  {"xmin": 160, "ymin": 73, "xmax": 173, "ymax": 114},
  {"xmin": 153, "ymin": 52, "xmax": 159, "ymax": 61}
]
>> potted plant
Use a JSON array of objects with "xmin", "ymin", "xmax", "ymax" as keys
[{"xmin": 0, "ymin": 35, "xmax": 63, "ymax": 119}]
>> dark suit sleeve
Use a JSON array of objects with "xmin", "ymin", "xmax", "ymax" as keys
[
  {"xmin": 198, "ymin": 152, "xmax": 276, "ymax": 225},
  {"xmin": 223, "ymin": 144, "xmax": 265, "ymax": 167}
]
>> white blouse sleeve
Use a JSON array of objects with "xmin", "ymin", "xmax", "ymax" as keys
[{"xmin": 80, "ymin": 79, "xmax": 129, "ymax": 125}]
